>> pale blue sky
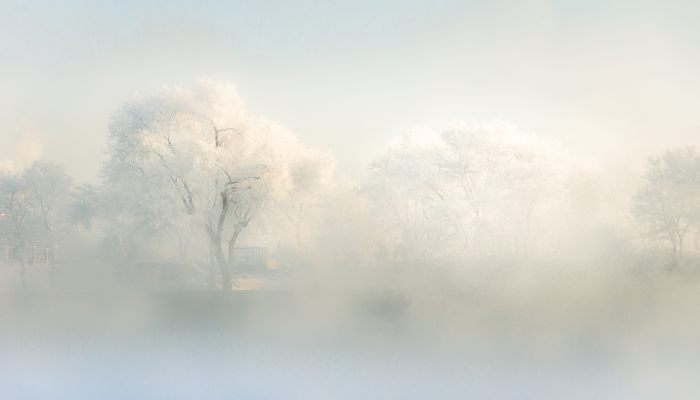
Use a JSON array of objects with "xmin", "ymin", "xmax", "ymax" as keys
[{"xmin": 1, "ymin": 0, "xmax": 699, "ymax": 181}]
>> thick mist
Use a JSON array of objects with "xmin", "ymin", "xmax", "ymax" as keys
[{"xmin": 2, "ymin": 2, "xmax": 700, "ymax": 399}]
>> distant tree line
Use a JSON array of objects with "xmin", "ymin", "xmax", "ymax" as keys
[{"xmin": 2, "ymin": 80, "xmax": 699, "ymax": 292}]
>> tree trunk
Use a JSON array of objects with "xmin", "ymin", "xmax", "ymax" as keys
[
  {"xmin": 218, "ymin": 263, "xmax": 232, "ymax": 292},
  {"xmin": 210, "ymin": 192, "xmax": 232, "ymax": 292},
  {"xmin": 215, "ymin": 246, "xmax": 231, "ymax": 292},
  {"xmin": 227, "ymin": 227, "xmax": 243, "ymax": 267},
  {"xmin": 213, "ymin": 239, "xmax": 232, "ymax": 292},
  {"xmin": 208, "ymin": 244, "xmax": 216, "ymax": 289}
]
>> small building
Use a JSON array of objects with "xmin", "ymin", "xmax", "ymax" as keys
[
  {"xmin": 0, "ymin": 241, "xmax": 60, "ymax": 291},
  {"xmin": 0, "ymin": 242, "xmax": 59, "ymax": 266}
]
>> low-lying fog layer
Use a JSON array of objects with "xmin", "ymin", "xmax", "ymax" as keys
[{"xmin": 3, "ymin": 264, "xmax": 700, "ymax": 399}]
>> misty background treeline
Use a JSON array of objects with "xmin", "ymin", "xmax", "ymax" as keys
[{"xmin": 1, "ymin": 80, "xmax": 699, "ymax": 292}]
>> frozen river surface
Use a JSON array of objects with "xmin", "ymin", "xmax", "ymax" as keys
[{"xmin": 1, "ymin": 290, "xmax": 698, "ymax": 399}]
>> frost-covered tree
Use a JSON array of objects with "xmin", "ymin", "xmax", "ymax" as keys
[
  {"xmin": 104, "ymin": 80, "xmax": 333, "ymax": 291},
  {"xmin": 633, "ymin": 146, "xmax": 700, "ymax": 264},
  {"xmin": 23, "ymin": 161, "xmax": 73, "ymax": 233},
  {"xmin": 0, "ymin": 161, "xmax": 73, "ymax": 289},
  {"xmin": 364, "ymin": 129, "xmax": 455, "ymax": 260},
  {"xmin": 364, "ymin": 122, "xmax": 580, "ymax": 263},
  {"xmin": 0, "ymin": 169, "xmax": 31, "ymax": 271},
  {"xmin": 281, "ymin": 148, "xmax": 336, "ymax": 249}
]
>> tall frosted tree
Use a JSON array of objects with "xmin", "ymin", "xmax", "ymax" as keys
[
  {"xmin": 364, "ymin": 122, "xmax": 580, "ymax": 263},
  {"xmin": 104, "ymin": 80, "xmax": 333, "ymax": 291},
  {"xmin": 633, "ymin": 146, "xmax": 700, "ymax": 265}
]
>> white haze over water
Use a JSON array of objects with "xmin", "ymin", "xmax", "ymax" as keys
[{"xmin": 1, "ymin": 1, "xmax": 700, "ymax": 399}]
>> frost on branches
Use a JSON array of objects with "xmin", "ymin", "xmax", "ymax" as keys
[
  {"xmin": 103, "ymin": 80, "xmax": 334, "ymax": 291},
  {"xmin": 364, "ymin": 122, "xmax": 585, "ymax": 264}
]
